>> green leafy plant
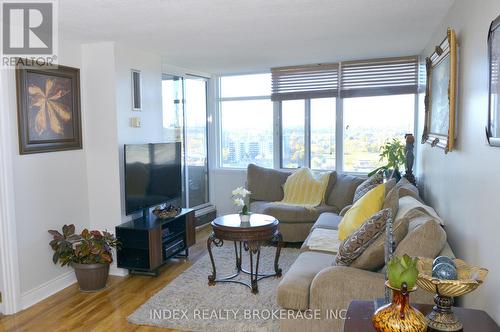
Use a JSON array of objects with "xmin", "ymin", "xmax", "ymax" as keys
[
  {"xmin": 48, "ymin": 224, "xmax": 119, "ymax": 266},
  {"xmin": 387, "ymin": 254, "xmax": 419, "ymax": 289},
  {"xmin": 368, "ymin": 138, "xmax": 406, "ymax": 177}
]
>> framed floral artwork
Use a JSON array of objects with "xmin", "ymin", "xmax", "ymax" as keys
[
  {"xmin": 16, "ymin": 64, "xmax": 82, "ymax": 154},
  {"xmin": 421, "ymin": 28, "xmax": 458, "ymax": 153}
]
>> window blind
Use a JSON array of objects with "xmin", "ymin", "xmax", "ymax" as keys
[
  {"xmin": 340, "ymin": 56, "xmax": 418, "ymax": 98},
  {"xmin": 271, "ymin": 63, "xmax": 339, "ymax": 101}
]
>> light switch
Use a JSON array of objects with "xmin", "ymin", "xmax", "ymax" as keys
[{"xmin": 130, "ymin": 117, "xmax": 141, "ymax": 128}]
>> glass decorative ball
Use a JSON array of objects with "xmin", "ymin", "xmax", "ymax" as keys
[
  {"xmin": 432, "ymin": 262, "xmax": 458, "ymax": 280},
  {"xmin": 433, "ymin": 256, "xmax": 456, "ymax": 268}
]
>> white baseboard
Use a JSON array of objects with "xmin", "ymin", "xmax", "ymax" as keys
[
  {"xmin": 109, "ymin": 266, "xmax": 128, "ymax": 277},
  {"xmin": 20, "ymin": 271, "xmax": 76, "ymax": 310},
  {"xmin": 18, "ymin": 267, "xmax": 128, "ymax": 312}
]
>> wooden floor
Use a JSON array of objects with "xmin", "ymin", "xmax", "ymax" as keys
[{"xmin": 0, "ymin": 226, "xmax": 212, "ymax": 332}]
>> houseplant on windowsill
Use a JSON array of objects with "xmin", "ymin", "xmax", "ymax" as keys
[
  {"xmin": 232, "ymin": 186, "xmax": 252, "ymax": 224},
  {"xmin": 368, "ymin": 138, "xmax": 406, "ymax": 180},
  {"xmin": 48, "ymin": 224, "xmax": 119, "ymax": 292}
]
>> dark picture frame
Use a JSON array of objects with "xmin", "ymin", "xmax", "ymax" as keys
[
  {"xmin": 421, "ymin": 28, "xmax": 458, "ymax": 153},
  {"xmin": 16, "ymin": 64, "xmax": 82, "ymax": 154},
  {"xmin": 131, "ymin": 69, "xmax": 142, "ymax": 111},
  {"xmin": 487, "ymin": 14, "xmax": 500, "ymax": 147}
]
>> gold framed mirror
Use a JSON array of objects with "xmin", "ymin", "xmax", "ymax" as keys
[{"xmin": 421, "ymin": 28, "xmax": 458, "ymax": 153}]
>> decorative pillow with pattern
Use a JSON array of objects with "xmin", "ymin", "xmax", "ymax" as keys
[
  {"xmin": 335, "ymin": 209, "xmax": 391, "ymax": 266},
  {"xmin": 353, "ymin": 172, "xmax": 384, "ymax": 203}
]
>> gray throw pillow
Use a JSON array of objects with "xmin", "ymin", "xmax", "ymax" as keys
[
  {"xmin": 394, "ymin": 218, "xmax": 447, "ymax": 258},
  {"xmin": 353, "ymin": 172, "xmax": 384, "ymax": 203},
  {"xmin": 335, "ymin": 209, "xmax": 391, "ymax": 266}
]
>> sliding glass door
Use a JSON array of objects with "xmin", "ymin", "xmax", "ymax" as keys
[
  {"xmin": 162, "ymin": 74, "xmax": 209, "ymax": 209},
  {"xmin": 184, "ymin": 77, "xmax": 209, "ymax": 208}
]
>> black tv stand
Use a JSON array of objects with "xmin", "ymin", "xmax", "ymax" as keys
[{"xmin": 116, "ymin": 208, "xmax": 195, "ymax": 276}]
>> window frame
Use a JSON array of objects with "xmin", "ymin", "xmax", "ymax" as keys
[{"xmin": 216, "ymin": 71, "xmax": 418, "ymax": 174}]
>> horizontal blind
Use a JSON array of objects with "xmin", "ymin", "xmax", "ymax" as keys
[
  {"xmin": 340, "ymin": 56, "xmax": 418, "ymax": 98},
  {"xmin": 271, "ymin": 63, "xmax": 339, "ymax": 101}
]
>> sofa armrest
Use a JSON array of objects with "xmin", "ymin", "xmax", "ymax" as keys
[
  {"xmin": 310, "ymin": 266, "xmax": 435, "ymax": 312},
  {"xmin": 310, "ymin": 266, "xmax": 385, "ymax": 312}
]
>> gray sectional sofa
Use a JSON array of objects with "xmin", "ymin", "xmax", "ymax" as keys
[
  {"xmin": 276, "ymin": 194, "xmax": 453, "ymax": 332},
  {"xmin": 247, "ymin": 164, "xmax": 363, "ymax": 242},
  {"xmin": 246, "ymin": 164, "xmax": 454, "ymax": 332}
]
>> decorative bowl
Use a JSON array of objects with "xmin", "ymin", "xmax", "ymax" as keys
[
  {"xmin": 153, "ymin": 206, "xmax": 181, "ymax": 219},
  {"xmin": 416, "ymin": 257, "xmax": 488, "ymax": 331},
  {"xmin": 417, "ymin": 257, "xmax": 488, "ymax": 296}
]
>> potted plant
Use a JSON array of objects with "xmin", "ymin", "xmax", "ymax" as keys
[
  {"xmin": 368, "ymin": 138, "xmax": 406, "ymax": 180},
  {"xmin": 232, "ymin": 186, "xmax": 252, "ymax": 224},
  {"xmin": 48, "ymin": 224, "xmax": 119, "ymax": 292}
]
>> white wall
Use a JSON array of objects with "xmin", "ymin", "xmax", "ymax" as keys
[
  {"xmin": 81, "ymin": 42, "xmax": 123, "ymax": 277},
  {"xmin": 210, "ymin": 169, "xmax": 247, "ymax": 215},
  {"xmin": 4, "ymin": 39, "xmax": 91, "ymax": 308},
  {"xmin": 115, "ymin": 44, "xmax": 164, "ymax": 220},
  {"xmin": 417, "ymin": 0, "xmax": 500, "ymax": 323},
  {"xmin": 1, "ymin": 40, "xmax": 177, "ymax": 311}
]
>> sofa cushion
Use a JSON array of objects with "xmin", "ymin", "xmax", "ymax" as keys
[
  {"xmin": 247, "ymin": 164, "xmax": 290, "ymax": 202},
  {"xmin": 277, "ymin": 252, "xmax": 334, "ymax": 310},
  {"xmin": 324, "ymin": 171, "xmax": 337, "ymax": 201},
  {"xmin": 394, "ymin": 216, "xmax": 447, "ymax": 258},
  {"xmin": 335, "ymin": 209, "xmax": 391, "ymax": 266},
  {"xmin": 326, "ymin": 174, "xmax": 364, "ymax": 212},
  {"xmin": 338, "ymin": 183, "xmax": 386, "ymax": 240},
  {"xmin": 353, "ymin": 172, "xmax": 384, "ymax": 203},
  {"xmin": 350, "ymin": 216, "xmax": 409, "ymax": 271},
  {"xmin": 396, "ymin": 177, "xmax": 423, "ymax": 202},
  {"xmin": 311, "ymin": 212, "xmax": 343, "ymax": 231},
  {"xmin": 249, "ymin": 202, "xmax": 338, "ymax": 223},
  {"xmin": 301, "ymin": 231, "xmax": 339, "ymax": 254},
  {"xmin": 383, "ymin": 186, "xmax": 399, "ymax": 219}
]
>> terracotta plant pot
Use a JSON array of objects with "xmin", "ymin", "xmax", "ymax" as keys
[
  {"xmin": 72, "ymin": 263, "xmax": 110, "ymax": 292},
  {"xmin": 372, "ymin": 281, "xmax": 427, "ymax": 332}
]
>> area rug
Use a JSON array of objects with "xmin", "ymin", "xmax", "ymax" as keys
[{"xmin": 128, "ymin": 244, "xmax": 300, "ymax": 332}]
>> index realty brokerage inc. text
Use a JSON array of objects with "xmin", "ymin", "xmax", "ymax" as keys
[{"xmin": 150, "ymin": 308, "xmax": 348, "ymax": 321}]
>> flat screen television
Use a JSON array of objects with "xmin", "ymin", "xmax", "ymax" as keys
[{"xmin": 124, "ymin": 143, "xmax": 182, "ymax": 215}]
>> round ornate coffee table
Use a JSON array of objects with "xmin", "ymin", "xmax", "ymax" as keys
[{"xmin": 207, "ymin": 213, "xmax": 283, "ymax": 294}]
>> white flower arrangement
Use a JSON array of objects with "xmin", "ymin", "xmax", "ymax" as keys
[{"xmin": 232, "ymin": 186, "xmax": 251, "ymax": 215}]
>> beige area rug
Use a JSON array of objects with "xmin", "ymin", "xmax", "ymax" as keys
[{"xmin": 128, "ymin": 244, "xmax": 300, "ymax": 332}]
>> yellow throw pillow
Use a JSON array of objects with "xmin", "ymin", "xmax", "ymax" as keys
[
  {"xmin": 280, "ymin": 168, "xmax": 330, "ymax": 207},
  {"xmin": 338, "ymin": 183, "xmax": 386, "ymax": 240}
]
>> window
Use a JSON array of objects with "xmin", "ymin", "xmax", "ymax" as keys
[
  {"xmin": 281, "ymin": 100, "xmax": 305, "ymax": 168},
  {"xmin": 343, "ymin": 94, "xmax": 414, "ymax": 172},
  {"xmin": 311, "ymin": 98, "xmax": 336, "ymax": 170},
  {"xmin": 218, "ymin": 74, "xmax": 273, "ymax": 168},
  {"xmin": 280, "ymin": 98, "xmax": 336, "ymax": 170},
  {"xmin": 218, "ymin": 56, "xmax": 418, "ymax": 172}
]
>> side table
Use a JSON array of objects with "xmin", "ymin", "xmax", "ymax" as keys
[
  {"xmin": 207, "ymin": 213, "xmax": 283, "ymax": 294},
  {"xmin": 343, "ymin": 300, "xmax": 499, "ymax": 332}
]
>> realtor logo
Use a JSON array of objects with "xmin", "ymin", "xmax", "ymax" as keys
[{"xmin": 1, "ymin": 0, "xmax": 58, "ymax": 67}]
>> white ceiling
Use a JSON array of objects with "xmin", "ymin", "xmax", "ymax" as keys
[{"xmin": 59, "ymin": 0, "xmax": 455, "ymax": 74}]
